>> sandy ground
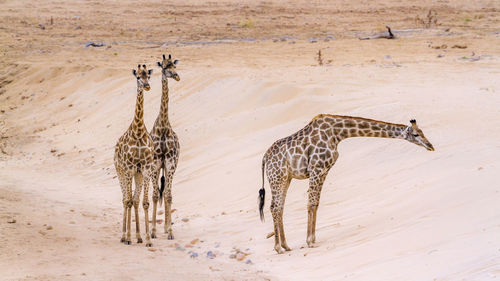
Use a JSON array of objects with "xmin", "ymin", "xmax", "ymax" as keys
[{"xmin": 1, "ymin": 0, "xmax": 500, "ymax": 280}]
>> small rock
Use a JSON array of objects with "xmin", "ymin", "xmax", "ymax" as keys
[
  {"xmin": 190, "ymin": 238, "xmax": 199, "ymax": 244},
  {"xmin": 39, "ymin": 230, "xmax": 46, "ymax": 236},
  {"xmin": 437, "ymin": 54, "xmax": 445, "ymax": 58},
  {"xmin": 229, "ymin": 254, "xmax": 236, "ymax": 259},
  {"xmin": 148, "ymin": 248, "xmax": 157, "ymax": 252},
  {"xmin": 245, "ymin": 259, "xmax": 252, "ymax": 264},
  {"xmin": 384, "ymin": 55, "xmax": 391, "ymax": 59},
  {"xmin": 236, "ymin": 252, "xmax": 247, "ymax": 261},
  {"xmin": 46, "ymin": 225, "xmax": 53, "ymax": 230},
  {"xmin": 207, "ymin": 251, "xmax": 215, "ymax": 259},
  {"xmin": 190, "ymin": 252, "xmax": 198, "ymax": 258},
  {"xmin": 7, "ymin": 219, "xmax": 16, "ymax": 224},
  {"xmin": 181, "ymin": 218, "xmax": 189, "ymax": 222},
  {"xmin": 175, "ymin": 245, "xmax": 185, "ymax": 251},
  {"xmin": 69, "ymin": 221, "xmax": 76, "ymax": 224}
]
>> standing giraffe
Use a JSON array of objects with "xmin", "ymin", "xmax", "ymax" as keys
[
  {"xmin": 114, "ymin": 65, "xmax": 155, "ymax": 247},
  {"xmin": 150, "ymin": 54, "xmax": 180, "ymax": 239},
  {"xmin": 259, "ymin": 114, "xmax": 434, "ymax": 254}
]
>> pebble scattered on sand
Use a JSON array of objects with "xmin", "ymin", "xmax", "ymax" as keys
[
  {"xmin": 189, "ymin": 252, "xmax": 198, "ymax": 258},
  {"xmin": 245, "ymin": 259, "xmax": 252, "ymax": 264},
  {"xmin": 181, "ymin": 218, "xmax": 189, "ymax": 222},
  {"xmin": 207, "ymin": 251, "xmax": 215, "ymax": 259},
  {"xmin": 46, "ymin": 225, "xmax": 53, "ymax": 230},
  {"xmin": 7, "ymin": 219, "xmax": 16, "ymax": 224}
]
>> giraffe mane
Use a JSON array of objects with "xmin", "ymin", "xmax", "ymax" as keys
[{"xmin": 311, "ymin": 114, "xmax": 406, "ymax": 127}]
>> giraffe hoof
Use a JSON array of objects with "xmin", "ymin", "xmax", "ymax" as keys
[
  {"xmin": 167, "ymin": 234, "xmax": 174, "ymax": 240},
  {"xmin": 274, "ymin": 247, "xmax": 285, "ymax": 254},
  {"xmin": 124, "ymin": 240, "xmax": 131, "ymax": 245},
  {"xmin": 151, "ymin": 233, "xmax": 157, "ymax": 239},
  {"xmin": 120, "ymin": 237, "xmax": 126, "ymax": 243},
  {"xmin": 145, "ymin": 242, "xmax": 153, "ymax": 247},
  {"xmin": 283, "ymin": 246, "xmax": 292, "ymax": 251},
  {"xmin": 137, "ymin": 238, "xmax": 143, "ymax": 243}
]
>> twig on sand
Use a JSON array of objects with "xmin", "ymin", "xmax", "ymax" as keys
[
  {"xmin": 266, "ymin": 232, "xmax": 275, "ymax": 239},
  {"xmin": 85, "ymin": 42, "xmax": 105, "ymax": 47},
  {"xmin": 359, "ymin": 26, "xmax": 396, "ymax": 40}
]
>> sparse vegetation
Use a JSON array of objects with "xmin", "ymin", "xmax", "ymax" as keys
[
  {"xmin": 415, "ymin": 9, "xmax": 438, "ymax": 28},
  {"xmin": 317, "ymin": 49, "xmax": 323, "ymax": 66},
  {"xmin": 239, "ymin": 18, "xmax": 255, "ymax": 28}
]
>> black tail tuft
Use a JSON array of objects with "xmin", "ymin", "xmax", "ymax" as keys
[
  {"xmin": 159, "ymin": 175, "xmax": 165, "ymax": 205},
  {"xmin": 259, "ymin": 188, "xmax": 265, "ymax": 222}
]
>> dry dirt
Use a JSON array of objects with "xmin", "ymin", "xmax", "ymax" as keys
[{"xmin": 1, "ymin": 0, "xmax": 500, "ymax": 280}]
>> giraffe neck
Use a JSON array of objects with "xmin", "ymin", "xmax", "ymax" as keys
[
  {"xmin": 132, "ymin": 87, "xmax": 147, "ymax": 134},
  {"xmin": 327, "ymin": 116, "xmax": 406, "ymax": 142},
  {"xmin": 157, "ymin": 76, "xmax": 171, "ymax": 127}
]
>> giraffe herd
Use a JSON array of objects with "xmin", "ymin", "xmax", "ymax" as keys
[{"xmin": 114, "ymin": 54, "xmax": 435, "ymax": 253}]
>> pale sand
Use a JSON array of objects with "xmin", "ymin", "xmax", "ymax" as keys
[{"xmin": 1, "ymin": 0, "xmax": 499, "ymax": 280}]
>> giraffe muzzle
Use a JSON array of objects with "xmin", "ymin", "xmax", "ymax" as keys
[
  {"xmin": 144, "ymin": 85, "xmax": 151, "ymax": 91},
  {"xmin": 173, "ymin": 74, "xmax": 180, "ymax": 81}
]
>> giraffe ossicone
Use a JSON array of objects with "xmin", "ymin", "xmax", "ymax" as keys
[{"xmin": 259, "ymin": 114, "xmax": 434, "ymax": 254}]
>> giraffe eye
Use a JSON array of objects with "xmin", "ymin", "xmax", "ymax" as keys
[{"xmin": 412, "ymin": 134, "xmax": 419, "ymax": 137}]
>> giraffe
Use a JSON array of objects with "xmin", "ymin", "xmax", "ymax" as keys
[
  {"xmin": 114, "ymin": 64, "xmax": 155, "ymax": 247},
  {"xmin": 150, "ymin": 54, "xmax": 180, "ymax": 239},
  {"xmin": 258, "ymin": 114, "xmax": 434, "ymax": 254}
]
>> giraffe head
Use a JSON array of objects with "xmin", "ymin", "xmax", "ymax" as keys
[
  {"xmin": 402, "ymin": 120, "xmax": 434, "ymax": 151},
  {"xmin": 132, "ymin": 64, "xmax": 153, "ymax": 91},
  {"xmin": 157, "ymin": 54, "xmax": 180, "ymax": 81}
]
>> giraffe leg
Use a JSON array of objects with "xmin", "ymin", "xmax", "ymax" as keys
[
  {"xmin": 164, "ymin": 161, "xmax": 176, "ymax": 240},
  {"xmin": 117, "ymin": 171, "xmax": 127, "ymax": 243},
  {"xmin": 151, "ymin": 166, "xmax": 160, "ymax": 239},
  {"xmin": 306, "ymin": 170, "xmax": 327, "ymax": 248},
  {"xmin": 124, "ymin": 174, "xmax": 133, "ymax": 245},
  {"xmin": 278, "ymin": 178, "xmax": 292, "ymax": 251},
  {"xmin": 142, "ymin": 172, "xmax": 152, "ymax": 247},
  {"xmin": 163, "ymin": 174, "xmax": 174, "ymax": 239},
  {"xmin": 270, "ymin": 196, "xmax": 284, "ymax": 254},
  {"xmin": 133, "ymin": 173, "xmax": 143, "ymax": 243}
]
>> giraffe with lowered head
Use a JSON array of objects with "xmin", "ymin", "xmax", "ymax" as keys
[
  {"xmin": 150, "ymin": 54, "xmax": 180, "ymax": 239},
  {"xmin": 259, "ymin": 114, "xmax": 434, "ymax": 254},
  {"xmin": 114, "ymin": 64, "xmax": 155, "ymax": 247}
]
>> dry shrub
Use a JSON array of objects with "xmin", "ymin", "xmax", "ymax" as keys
[{"xmin": 415, "ymin": 9, "xmax": 438, "ymax": 28}]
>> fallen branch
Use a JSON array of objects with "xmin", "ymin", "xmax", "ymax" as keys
[
  {"xmin": 85, "ymin": 41, "xmax": 105, "ymax": 47},
  {"xmin": 359, "ymin": 26, "xmax": 395, "ymax": 40}
]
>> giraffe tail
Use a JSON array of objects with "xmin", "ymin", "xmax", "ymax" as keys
[
  {"xmin": 259, "ymin": 155, "xmax": 266, "ymax": 222},
  {"xmin": 159, "ymin": 168, "xmax": 165, "ymax": 206}
]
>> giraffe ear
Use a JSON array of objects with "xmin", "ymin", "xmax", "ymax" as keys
[
  {"xmin": 169, "ymin": 54, "xmax": 172, "ymax": 59},
  {"xmin": 132, "ymin": 69, "xmax": 137, "ymax": 76},
  {"xmin": 147, "ymin": 69, "xmax": 153, "ymax": 75},
  {"xmin": 173, "ymin": 59, "xmax": 179, "ymax": 65},
  {"xmin": 162, "ymin": 54, "xmax": 166, "ymax": 60},
  {"xmin": 157, "ymin": 61, "xmax": 162, "ymax": 68}
]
